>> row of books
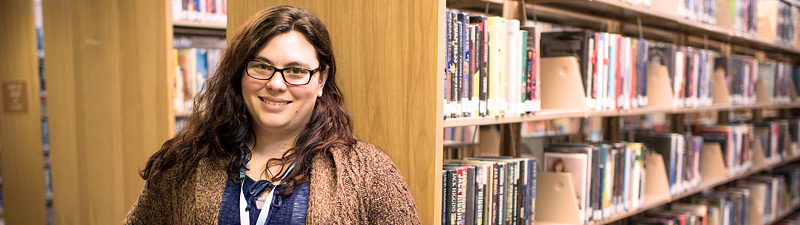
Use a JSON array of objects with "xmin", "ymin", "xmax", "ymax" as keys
[
  {"xmin": 714, "ymin": 55, "xmax": 759, "ymax": 105},
  {"xmin": 755, "ymin": 119, "xmax": 800, "ymax": 163},
  {"xmin": 543, "ymin": 141, "xmax": 648, "ymax": 224},
  {"xmin": 679, "ymin": 0, "xmax": 718, "ymax": 25},
  {"xmin": 443, "ymin": 10, "xmax": 541, "ymax": 119},
  {"xmin": 729, "ymin": 0, "xmax": 759, "ymax": 35},
  {"xmin": 542, "ymin": 31, "xmax": 720, "ymax": 110},
  {"xmin": 444, "ymin": 126, "xmax": 480, "ymax": 145},
  {"xmin": 171, "ymin": 0, "xmax": 227, "ymax": 25},
  {"xmin": 172, "ymin": 47, "xmax": 222, "ymax": 115},
  {"xmin": 759, "ymin": 0, "xmax": 799, "ymax": 48},
  {"xmin": 635, "ymin": 133, "xmax": 704, "ymax": 196},
  {"xmin": 442, "ymin": 157, "xmax": 537, "ymax": 225},
  {"xmin": 759, "ymin": 61, "xmax": 796, "ymax": 105},
  {"xmin": 625, "ymin": 164, "xmax": 800, "ymax": 225}
]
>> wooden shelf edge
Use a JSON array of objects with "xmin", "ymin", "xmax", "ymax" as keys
[
  {"xmin": 585, "ymin": 153, "xmax": 800, "ymax": 225},
  {"xmin": 525, "ymin": 0, "xmax": 800, "ymax": 56},
  {"xmin": 173, "ymin": 20, "xmax": 226, "ymax": 30},
  {"xmin": 442, "ymin": 103, "xmax": 800, "ymax": 127},
  {"xmin": 766, "ymin": 202, "xmax": 800, "ymax": 225}
]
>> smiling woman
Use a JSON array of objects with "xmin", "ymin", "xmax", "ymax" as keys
[{"xmin": 123, "ymin": 5, "xmax": 420, "ymax": 225}]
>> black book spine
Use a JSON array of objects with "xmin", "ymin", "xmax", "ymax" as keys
[
  {"xmin": 507, "ymin": 162, "xmax": 516, "ymax": 225},
  {"xmin": 516, "ymin": 160, "xmax": 525, "ymax": 225},
  {"xmin": 491, "ymin": 163, "xmax": 499, "ymax": 225},
  {"xmin": 497, "ymin": 163, "xmax": 506, "ymax": 225},
  {"xmin": 466, "ymin": 166, "xmax": 476, "ymax": 225},
  {"xmin": 591, "ymin": 146, "xmax": 602, "ymax": 220},
  {"xmin": 580, "ymin": 31, "xmax": 592, "ymax": 91},
  {"xmin": 446, "ymin": 168, "xmax": 456, "ymax": 225},
  {"xmin": 442, "ymin": 170, "xmax": 447, "ymax": 225},
  {"xmin": 475, "ymin": 166, "xmax": 486, "ymax": 225},
  {"xmin": 457, "ymin": 167, "xmax": 466, "ymax": 225}
]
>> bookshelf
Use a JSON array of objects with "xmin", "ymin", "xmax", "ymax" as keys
[{"xmin": 445, "ymin": 0, "xmax": 800, "ymax": 225}]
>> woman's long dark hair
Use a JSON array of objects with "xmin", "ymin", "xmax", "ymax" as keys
[{"xmin": 140, "ymin": 5, "xmax": 356, "ymax": 195}]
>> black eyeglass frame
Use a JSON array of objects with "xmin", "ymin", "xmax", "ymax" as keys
[{"xmin": 244, "ymin": 59, "xmax": 321, "ymax": 86}]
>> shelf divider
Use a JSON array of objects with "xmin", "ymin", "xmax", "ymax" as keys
[{"xmin": 540, "ymin": 56, "xmax": 590, "ymax": 112}]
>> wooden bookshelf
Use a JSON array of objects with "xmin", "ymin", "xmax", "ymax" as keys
[{"xmin": 590, "ymin": 153, "xmax": 800, "ymax": 224}]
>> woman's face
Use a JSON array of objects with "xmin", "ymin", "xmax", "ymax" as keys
[{"xmin": 241, "ymin": 31, "xmax": 326, "ymax": 135}]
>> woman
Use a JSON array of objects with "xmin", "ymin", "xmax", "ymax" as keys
[{"xmin": 124, "ymin": 5, "xmax": 420, "ymax": 224}]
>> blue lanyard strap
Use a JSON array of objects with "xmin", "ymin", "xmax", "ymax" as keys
[{"xmin": 240, "ymin": 163, "xmax": 296, "ymax": 225}]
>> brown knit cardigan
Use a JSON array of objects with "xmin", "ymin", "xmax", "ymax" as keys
[{"xmin": 123, "ymin": 141, "xmax": 421, "ymax": 224}]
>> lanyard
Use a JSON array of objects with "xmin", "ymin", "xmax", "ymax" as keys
[{"xmin": 240, "ymin": 163, "xmax": 295, "ymax": 225}]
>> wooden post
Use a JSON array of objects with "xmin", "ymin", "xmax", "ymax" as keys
[
  {"xmin": 752, "ymin": 109, "xmax": 764, "ymax": 122},
  {"xmin": 0, "ymin": 0, "xmax": 48, "ymax": 224},
  {"xmin": 718, "ymin": 110, "xmax": 730, "ymax": 124},
  {"xmin": 670, "ymin": 113, "xmax": 686, "ymax": 133},
  {"xmin": 43, "ymin": 0, "xmax": 173, "ymax": 224},
  {"xmin": 500, "ymin": 123, "xmax": 522, "ymax": 157},
  {"xmin": 603, "ymin": 116, "xmax": 621, "ymax": 141},
  {"xmin": 502, "ymin": 0, "xmax": 527, "ymax": 24}
]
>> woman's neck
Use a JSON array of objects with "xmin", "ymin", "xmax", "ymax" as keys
[{"xmin": 247, "ymin": 127, "xmax": 300, "ymax": 181}]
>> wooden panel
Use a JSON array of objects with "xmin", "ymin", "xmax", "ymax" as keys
[
  {"xmin": 0, "ymin": 0, "xmax": 48, "ymax": 224},
  {"xmin": 43, "ymin": 0, "xmax": 172, "ymax": 224},
  {"xmin": 228, "ymin": 1, "xmax": 444, "ymax": 224}
]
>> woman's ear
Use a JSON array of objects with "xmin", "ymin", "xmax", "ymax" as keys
[{"xmin": 317, "ymin": 66, "xmax": 328, "ymax": 97}]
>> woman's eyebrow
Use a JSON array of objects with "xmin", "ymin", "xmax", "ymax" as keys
[{"xmin": 254, "ymin": 56, "xmax": 313, "ymax": 68}]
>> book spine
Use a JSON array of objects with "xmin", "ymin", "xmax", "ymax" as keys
[
  {"xmin": 497, "ymin": 163, "xmax": 506, "ymax": 225},
  {"xmin": 475, "ymin": 165, "xmax": 486, "ymax": 225},
  {"xmin": 466, "ymin": 166, "xmax": 476, "ymax": 225},
  {"xmin": 458, "ymin": 167, "xmax": 466, "ymax": 225},
  {"xmin": 491, "ymin": 163, "xmax": 500, "ymax": 225},
  {"xmin": 480, "ymin": 18, "xmax": 489, "ymax": 116},
  {"xmin": 443, "ymin": 170, "xmax": 449, "ymax": 225},
  {"xmin": 460, "ymin": 12, "xmax": 469, "ymax": 118},
  {"xmin": 447, "ymin": 169, "xmax": 456, "ymax": 225}
]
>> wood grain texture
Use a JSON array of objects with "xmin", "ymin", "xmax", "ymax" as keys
[
  {"xmin": 0, "ymin": 0, "xmax": 48, "ymax": 224},
  {"xmin": 228, "ymin": 1, "xmax": 445, "ymax": 224},
  {"xmin": 42, "ymin": 0, "xmax": 172, "ymax": 224}
]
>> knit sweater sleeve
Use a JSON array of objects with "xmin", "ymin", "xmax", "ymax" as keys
[
  {"xmin": 123, "ymin": 169, "xmax": 177, "ymax": 225},
  {"xmin": 362, "ymin": 143, "xmax": 422, "ymax": 224}
]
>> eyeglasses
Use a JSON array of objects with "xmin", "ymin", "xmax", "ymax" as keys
[{"xmin": 245, "ymin": 60, "xmax": 320, "ymax": 85}]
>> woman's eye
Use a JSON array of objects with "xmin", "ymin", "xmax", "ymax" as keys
[{"xmin": 289, "ymin": 68, "xmax": 305, "ymax": 74}]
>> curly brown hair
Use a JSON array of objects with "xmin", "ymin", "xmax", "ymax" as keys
[{"xmin": 140, "ymin": 5, "xmax": 356, "ymax": 195}]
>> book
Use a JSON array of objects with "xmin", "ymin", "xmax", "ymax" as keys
[{"xmin": 543, "ymin": 150, "xmax": 590, "ymax": 223}]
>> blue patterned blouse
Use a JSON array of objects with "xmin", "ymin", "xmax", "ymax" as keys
[{"xmin": 218, "ymin": 176, "xmax": 309, "ymax": 225}]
